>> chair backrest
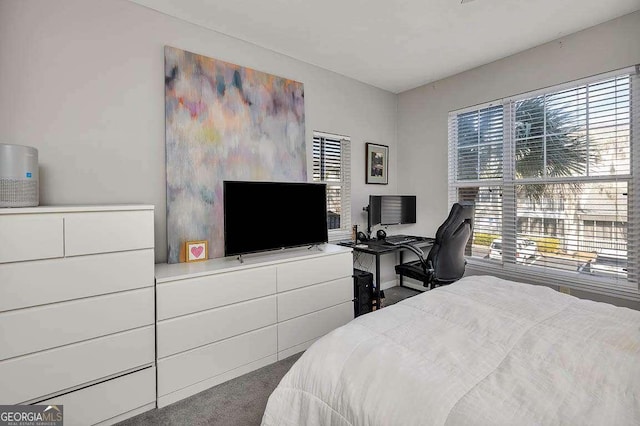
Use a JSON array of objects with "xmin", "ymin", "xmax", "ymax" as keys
[{"xmin": 426, "ymin": 202, "xmax": 474, "ymax": 283}]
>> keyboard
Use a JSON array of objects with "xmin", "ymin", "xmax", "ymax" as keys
[{"xmin": 384, "ymin": 235, "xmax": 417, "ymax": 245}]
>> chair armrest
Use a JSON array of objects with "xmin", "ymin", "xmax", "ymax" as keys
[
  {"xmin": 397, "ymin": 244, "xmax": 429, "ymax": 272},
  {"xmin": 396, "ymin": 243, "xmax": 425, "ymax": 259}
]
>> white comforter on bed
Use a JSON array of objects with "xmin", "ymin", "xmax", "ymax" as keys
[{"xmin": 262, "ymin": 275, "xmax": 640, "ymax": 426}]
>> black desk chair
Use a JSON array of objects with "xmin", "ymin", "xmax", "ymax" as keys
[{"xmin": 394, "ymin": 203, "xmax": 474, "ymax": 289}]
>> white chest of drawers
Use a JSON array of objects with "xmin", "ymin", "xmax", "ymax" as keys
[
  {"xmin": 0, "ymin": 205, "xmax": 156, "ymax": 426},
  {"xmin": 154, "ymin": 244, "xmax": 354, "ymax": 407}
]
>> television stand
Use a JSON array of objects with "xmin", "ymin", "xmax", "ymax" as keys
[
  {"xmin": 236, "ymin": 254, "xmax": 244, "ymax": 264},
  {"xmin": 153, "ymin": 244, "xmax": 354, "ymax": 408},
  {"xmin": 307, "ymin": 244, "xmax": 322, "ymax": 251}
]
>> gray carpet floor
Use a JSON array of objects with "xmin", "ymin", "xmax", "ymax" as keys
[
  {"xmin": 383, "ymin": 285, "xmax": 422, "ymax": 306},
  {"xmin": 117, "ymin": 287, "xmax": 419, "ymax": 426},
  {"xmin": 118, "ymin": 353, "xmax": 302, "ymax": 426}
]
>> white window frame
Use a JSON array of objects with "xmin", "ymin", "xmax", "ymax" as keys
[
  {"xmin": 448, "ymin": 66, "xmax": 640, "ymax": 301},
  {"xmin": 312, "ymin": 131, "xmax": 352, "ymax": 242}
]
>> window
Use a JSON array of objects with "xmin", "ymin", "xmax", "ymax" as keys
[
  {"xmin": 312, "ymin": 131, "xmax": 351, "ymax": 240},
  {"xmin": 582, "ymin": 220, "xmax": 627, "ymax": 252},
  {"xmin": 448, "ymin": 67, "xmax": 639, "ymax": 296}
]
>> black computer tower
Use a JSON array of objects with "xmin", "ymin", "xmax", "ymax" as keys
[{"xmin": 353, "ymin": 269, "xmax": 374, "ymax": 317}]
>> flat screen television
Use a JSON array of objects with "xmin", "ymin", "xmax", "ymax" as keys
[
  {"xmin": 224, "ymin": 181, "xmax": 328, "ymax": 256},
  {"xmin": 368, "ymin": 195, "xmax": 417, "ymax": 228}
]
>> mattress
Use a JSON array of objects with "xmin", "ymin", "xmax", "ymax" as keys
[{"xmin": 262, "ymin": 275, "xmax": 640, "ymax": 426}]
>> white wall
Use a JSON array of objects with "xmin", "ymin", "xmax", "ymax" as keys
[
  {"xmin": 398, "ymin": 11, "xmax": 640, "ymax": 235},
  {"xmin": 0, "ymin": 0, "xmax": 399, "ymax": 266},
  {"xmin": 397, "ymin": 11, "xmax": 640, "ymax": 306}
]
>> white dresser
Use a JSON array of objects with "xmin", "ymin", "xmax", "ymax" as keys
[
  {"xmin": 154, "ymin": 244, "xmax": 354, "ymax": 407},
  {"xmin": 0, "ymin": 205, "xmax": 156, "ymax": 426}
]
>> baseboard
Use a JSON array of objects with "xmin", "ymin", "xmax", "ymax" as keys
[
  {"xmin": 380, "ymin": 280, "xmax": 397, "ymax": 290},
  {"xmin": 381, "ymin": 279, "xmax": 426, "ymax": 292},
  {"xmin": 398, "ymin": 279, "xmax": 427, "ymax": 292}
]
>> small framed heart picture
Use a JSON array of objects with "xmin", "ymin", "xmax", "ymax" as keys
[{"xmin": 185, "ymin": 240, "xmax": 208, "ymax": 263}]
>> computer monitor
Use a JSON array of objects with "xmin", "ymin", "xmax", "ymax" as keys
[{"xmin": 368, "ymin": 195, "xmax": 416, "ymax": 233}]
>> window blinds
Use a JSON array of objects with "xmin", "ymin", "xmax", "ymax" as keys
[
  {"xmin": 313, "ymin": 132, "xmax": 351, "ymax": 240},
  {"xmin": 449, "ymin": 67, "xmax": 640, "ymax": 296}
]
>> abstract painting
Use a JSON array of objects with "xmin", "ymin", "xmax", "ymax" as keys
[{"xmin": 165, "ymin": 46, "xmax": 307, "ymax": 263}]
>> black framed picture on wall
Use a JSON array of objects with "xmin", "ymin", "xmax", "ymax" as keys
[{"xmin": 366, "ymin": 143, "xmax": 388, "ymax": 184}]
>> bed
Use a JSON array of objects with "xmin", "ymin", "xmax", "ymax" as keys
[{"xmin": 262, "ymin": 275, "xmax": 640, "ymax": 426}]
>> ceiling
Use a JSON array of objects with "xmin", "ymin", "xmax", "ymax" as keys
[{"xmin": 130, "ymin": 0, "xmax": 640, "ymax": 93}]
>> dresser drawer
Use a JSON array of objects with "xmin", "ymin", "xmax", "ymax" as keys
[
  {"xmin": 277, "ymin": 277, "xmax": 353, "ymax": 322},
  {"xmin": 157, "ymin": 266, "xmax": 276, "ymax": 320},
  {"xmin": 277, "ymin": 253, "xmax": 352, "ymax": 292},
  {"xmin": 0, "ymin": 288, "xmax": 154, "ymax": 359},
  {"xmin": 40, "ymin": 367, "xmax": 155, "ymax": 426},
  {"xmin": 158, "ymin": 295, "xmax": 276, "ymax": 358},
  {"xmin": 64, "ymin": 210, "xmax": 154, "ymax": 256},
  {"xmin": 0, "ymin": 326, "xmax": 154, "ymax": 404},
  {"xmin": 0, "ymin": 215, "xmax": 63, "ymax": 263},
  {"xmin": 0, "ymin": 250, "xmax": 154, "ymax": 312},
  {"xmin": 158, "ymin": 325, "xmax": 277, "ymax": 397},
  {"xmin": 278, "ymin": 301, "xmax": 353, "ymax": 351}
]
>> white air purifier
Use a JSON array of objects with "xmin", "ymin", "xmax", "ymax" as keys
[{"xmin": 0, "ymin": 143, "xmax": 39, "ymax": 207}]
